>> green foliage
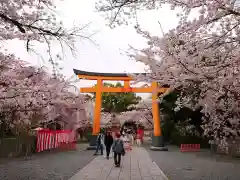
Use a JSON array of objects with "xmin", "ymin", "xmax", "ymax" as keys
[
  {"xmin": 160, "ymin": 89, "xmax": 203, "ymax": 130},
  {"xmin": 160, "ymin": 89, "xmax": 206, "ymax": 145},
  {"xmin": 91, "ymin": 82, "xmax": 141, "ymax": 113},
  {"xmin": 161, "ymin": 116, "xmax": 176, "ymax": 142},
  {"xmin": 160, "ymin": 90, "xmax": 178, "ymax": 121}
]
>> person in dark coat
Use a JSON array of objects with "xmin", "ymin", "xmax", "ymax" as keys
[
  {"xmin": 112, "ymin": 132, "xmax": 125, "ymax": 167},
  {"xmin": 104, "ymin": 131, "xmax": 113, "ymax": 159}
]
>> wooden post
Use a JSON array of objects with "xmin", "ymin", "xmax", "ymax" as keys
[
  {"xmin": 124, "ymin": 80, "xmax": 130, "ymax": 88},
  {"xmin": 92, "ymin": 79, "xmax": 102, "ymax": 135},
  {"xmin": 151, "ymin": 81, "xmax": 161, "ymax": 136}
]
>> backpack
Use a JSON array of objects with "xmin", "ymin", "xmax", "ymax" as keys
[{"xmin": 113, "ymin": 139, "xmax": 124, "ymax": 154}]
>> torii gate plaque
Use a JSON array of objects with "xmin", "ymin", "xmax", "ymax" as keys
[{"xmin": 73, "ymin": 69, "xmax": 169, "ymax": 151}]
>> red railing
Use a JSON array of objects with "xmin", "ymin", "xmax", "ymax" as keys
[
  {"xmin": 36, "ymin": 129, "xmax": 76, "ymax": 152},
  {"xmin": 180, "ymin": 144, "xmax": 201, "ymax": 152}
]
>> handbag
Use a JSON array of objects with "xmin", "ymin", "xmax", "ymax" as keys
[{"xmin": 122, "ymin": 148, "xmax": 126, "ymax": 156}]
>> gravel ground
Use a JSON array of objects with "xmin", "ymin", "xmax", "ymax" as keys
[
  {"xmin": 0, "ymin": 144, "xmax": 96, "ymax": 180},
  {"xmin": 146, "ymin": 145, "xmax": 240, "ymax": 180}
]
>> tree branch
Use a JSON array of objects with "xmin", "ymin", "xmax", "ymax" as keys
[{"xmin": 0, "ymin": 13, "xmax": 26, "ymax": 33}]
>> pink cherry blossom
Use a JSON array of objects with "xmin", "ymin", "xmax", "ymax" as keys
[
  {"xmin": 0, "ymin": 57, "xmax": 88, "ymax": 134},
  {"xmin": 117, "ymin": 109, "xmax": 153, "ymax": 128},
  {"xmin": 0, "ymin": 0, "xmax": 92, "ymax": 134}
]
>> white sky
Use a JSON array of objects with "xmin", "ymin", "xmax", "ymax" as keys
[{"xmin": 6, "ymin": 0, "xmax": 181, "ymax": 99}]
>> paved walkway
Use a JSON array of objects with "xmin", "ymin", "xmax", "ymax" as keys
[{"xmin": 69, "ymin": 147, "xmax": 168, "ymax": 180}]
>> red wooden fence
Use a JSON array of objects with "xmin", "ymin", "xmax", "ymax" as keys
[
  {"xmin": 180, "ymin": 144, "xmax": 200, "ymax": 152},
  {"xmin": 36, "ymin": 129, "xmax": 76, "ymax": 152}
]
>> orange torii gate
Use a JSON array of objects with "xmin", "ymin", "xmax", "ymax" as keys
[{"xmin": 73, "ymin": 69, "xmax": 169, "ymax": 150}]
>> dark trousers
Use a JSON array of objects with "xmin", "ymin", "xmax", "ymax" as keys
[
  {"xmin": 105, "ymin": 145, "xmax": 111, "ymax": 157},
  {"xmin": 95, "ymin": 143, "xmax": 103, "ymax": 155},
  {"xmin": 114, "ymin": 152, "xmax": 121, "ymax": 165}
]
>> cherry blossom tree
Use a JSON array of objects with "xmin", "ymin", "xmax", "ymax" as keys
[
  {"xmin": 1, "ymin": 0, "xmax": 93, "ymax": 77},
  {"xmin": 97, "ymin": 0, "xmax": 240, "ymax": 146},
  {"xmin": 0, "ymin": 0, "xmax": 92, "ymax": 137},
  {"xmin": 117, "ymin": 109, "xmax": 153, "ymax": 128},
  {"xmin": 0, "ymin": 58, "xmax": 87, "ymax": 136},
  {"xmin": 85, "ymin": 99, "xmax": 95, "ymax": 122},
  {"xmin": 101, "ymin": 112, "xmax": 113, "ymax": 126}
]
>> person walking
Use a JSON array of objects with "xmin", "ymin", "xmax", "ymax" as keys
[
  {"xmin": 136, "ymin": 134, "xmax": 142, "ymax": 146},
  {"xmin": 129, "ymin": 133, "xmax": 134, "ymax": 145},
  {"xmin": 112, "ymin": 132, "xmax": 125, "ymax": 167},
  {"xmin": 94, "ymin": 132, "xmax": 103, "ymax": 155},
  {"xmin": 104, "ymin": 131, "xmax": 113, "ymax": 159}
]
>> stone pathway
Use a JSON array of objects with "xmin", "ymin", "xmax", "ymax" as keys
[{"xmin": 69, "ymin": 147, "xmax": 168, "ymax": 180}]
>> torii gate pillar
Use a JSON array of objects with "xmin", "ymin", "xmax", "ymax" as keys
[
  {"xmin": 73, "ymin": 69, "xmax": 169, "ymax": 151},
  {"xmin": 151, "ymin": 82, "xmax": 166, "ymax": 150}
]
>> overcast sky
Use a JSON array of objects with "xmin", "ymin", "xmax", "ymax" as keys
[{"xmin": 6, "ymin": 0, "xmax": 181, "ymax": 99}]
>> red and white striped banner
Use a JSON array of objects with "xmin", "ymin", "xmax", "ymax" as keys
[{"xmin": 36, "ymin": 130, "xmax": 76, "ymax": 152}]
